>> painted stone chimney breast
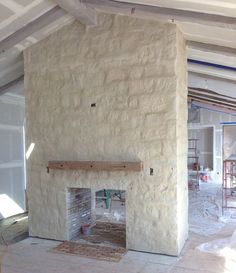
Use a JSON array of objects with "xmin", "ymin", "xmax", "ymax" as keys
[{"xmin": 24, "ymin": 13, "xmax": 188, "ymax": 256}]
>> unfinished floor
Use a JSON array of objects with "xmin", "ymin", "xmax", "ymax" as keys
[
  {"xmin": 0, "ymin": 213, "xmax": 28, "ymax": 245},
  {"xmin": 1, "ymin": 222, "xmax": 236, "ymax": 273},
  {"xmin": 1, "ymin": 183, "xmax": 236, "ymax": 272}
]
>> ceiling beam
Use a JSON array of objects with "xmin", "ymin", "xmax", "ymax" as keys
[
  {"xmin": 188, "ymin": 59, "xmax": 236, "ymax": 72},
  {"xmin": 0, "ymin": 6, "xmax": 66, "ymax": 54},
  {"xmin": 188, "ymin": 62, "xmax": 236, "ymax": 82},
  {"xmin": 188, "ymin": 41, "xmax": 236, "ymax": 57},
  {"xmin": 190, "ymin": 100, "xmax": 236, "ymax": 116},
  {"xmin": 0, "ymin": 75, "xmax": 24, "ymax": 96},
  {"xmin": 54, "ymin": 0, "xmax": 97, "ymax": 25},
  {"xmin": 85, "ymin": 0, "xmax": 236, "ymax": 30},
  {"xmin": 188, "ymin": 71, "xmax": 236, "ymax": 84}
]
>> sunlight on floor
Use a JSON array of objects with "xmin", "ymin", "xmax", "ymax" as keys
[
  {"xmin": 222, "ymin": 248, "xmax": 236, "ymax": 273},
  {"xmin": 0, "ymin": 194, "xmax": 24, "ymax": 218}
]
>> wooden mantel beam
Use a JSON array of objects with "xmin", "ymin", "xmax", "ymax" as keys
[
  {"xmin": 54, "ymin": 0, "xmax": 97, "ymax": 25},
  {"xmin": 47, "ymin": 160, "xmax": 143, "ymax": 172}
]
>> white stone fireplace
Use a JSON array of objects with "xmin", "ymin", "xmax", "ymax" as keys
[{"xmin": 24, "ymin": 13, "xmax": 188, "ymax": 256}]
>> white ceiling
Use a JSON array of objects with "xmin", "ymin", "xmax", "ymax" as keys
[
  {"xmin": 0, "ymin": 0, "xmax": 235, "ymax": 97},
  {"xmin": 119, "ymin": 0, "xmax": 236, "ymax": 17},
  {"xmin": 0, "ymin": 0, "xmax": 73, "ymax": 90}
]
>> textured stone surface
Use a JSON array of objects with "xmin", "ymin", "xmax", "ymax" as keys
[
  {"xmin": 24, "ymin": 13, "xmax": 188, "ymax": 255},
  {"xmin": 67, "ymin": 188, "xmax": 92, "ymax": 240}
]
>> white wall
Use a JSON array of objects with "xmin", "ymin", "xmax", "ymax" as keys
[
  {"xmin": 188, "ymin": 127, "xmax": 213, "ymax": 169},
  {"xmin": 0, "ymin": 88, "xmax": 25, "ymax": 219},
  {"xmin": 189, "ymin": 107, "xmax": 236, "ymax": 184},
  {"xmin": 223, "ymin": 125, "xmax": 236, "ymax": 160}
]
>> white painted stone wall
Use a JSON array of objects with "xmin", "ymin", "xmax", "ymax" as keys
[{"xmin": 24, "ymin": 13, "xmax": 188, "ymax": 255}]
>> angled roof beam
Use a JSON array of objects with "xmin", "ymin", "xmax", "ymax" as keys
[
  {"xmin": 54, "ymin": 0, "xmax": 97, "ymax": 25},
  {"xmin": 188, "ymin": 71, "xmax": 236, "ymax": 84},
  {"xmin": 190, "ymin": 100, "xmax": 236, "ymax": 116},
  {"xmin": 188, "ymin": 41, "xmax": 236, "ymax": 57},
  {"xmin": 188, "ymin": 61, "xmax": 236, "ymax": 82},
  {"xmin": 0, "ymin": 6, "xmax": 66, "ymax": 55},
  {"xmin": 85, "ymin": 0, "xmax": 236, "ymax": 30},
  {"xmin": 0, "ymin": 75, "xmax": 24, "ymax": 96},
  {"xmin": 188, "ymin": 59, "xmax": 236, "ymax": 72}
]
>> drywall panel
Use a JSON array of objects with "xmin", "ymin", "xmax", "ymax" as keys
[
  {"xmin": 188, "ymin": 108, "xmax": 236, "ymax": 183},
  {"xmin": 188, "ymin": 127, "xmax": 213, "ymax": 169},
  {"xmin": 223, "ymin": 125, "xmax": 236, "ymax": 160},
  {"xmin": 0, "ymin": 92, "xmax": 25, "ymax": 220}
]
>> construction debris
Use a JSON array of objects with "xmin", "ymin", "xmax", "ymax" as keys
[
  {"xmin": 197, "ymin": 229, "xmax": 236, "ymax": 257},
  {"xmin": 189, "ymin": 182, "xmax": 224, "ymax": 236}
]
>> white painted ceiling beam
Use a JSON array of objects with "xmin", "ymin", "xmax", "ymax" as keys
[
  {"xmin": 188, "ymin": 41, "xmax": 236, "ymax": 57},
  {"xmin": 179, "ymin": 22, "xmax": 236, "ymax": 49},
  {"xmin": 188, "ymin": 72, "xmax": 236, "ymax": 97},
  {"xmin": 0, "ymin": 75, "xmax": 24, "ymax": 96},
  {"xmin": 188, "ymin": 62, "xmax": 236, "ymax": 82},
  {"xmin": 187, "ymin": 48, "xmax": 236, "ymax": 69},
  {"xmin": 0, "ymin": 0, "xmax": 23, "ymax": 13},
  {"xmin": 0, "ymin": 6, "xmax": 66, "ymax": 54},
  {"xmin": 115, "ymin": 0, "xmax": 236, "ymax": 18},
  {"xmin": 54, "ymin": 0, "xmax": 97, "ymax": 25},
  {"xmin": 0, "ymin": 1, "xmax": 56, "ymax": 39},
  {"xmin": 189, "ymin": 71, "xmax": 236, "ymax": 85},
  {"xmin": 85, "ymin": 0, "xmax": 236, "ymax": 30}
]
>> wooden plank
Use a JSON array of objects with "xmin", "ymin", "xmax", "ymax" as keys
[
  {"xmin": 188, "ymin": 95, "xmax": 236, "ymax": 111},
  {"xmin": 188, "ymin": 92, "xmax": 236, "ymax": 108},
  {"xmin": 47, "ymin": 161, "xmax": 143, "ymax": 172}
]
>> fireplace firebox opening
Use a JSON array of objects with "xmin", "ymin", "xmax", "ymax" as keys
[{"xmin": 67, "ymin": 187, "xmax": 126, "ymax": 248}]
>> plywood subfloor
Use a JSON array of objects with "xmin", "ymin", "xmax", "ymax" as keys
[{"xmin": 51, "ymin": 241, "xmax": 127, "ymax": 262}]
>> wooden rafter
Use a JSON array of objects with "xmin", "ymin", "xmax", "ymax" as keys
[{"xmin": 188, "ymin": 87, "xmax": 236, "ymax": 112}]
